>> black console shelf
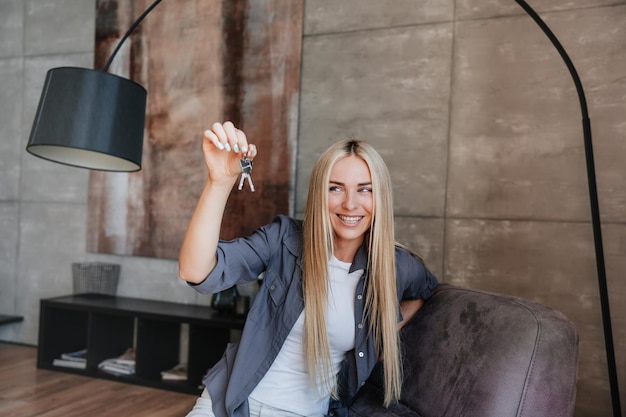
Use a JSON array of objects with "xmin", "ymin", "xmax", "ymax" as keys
[{"xmin": 37, "ymin": 294, "xmax": 245, "ymax": 395}]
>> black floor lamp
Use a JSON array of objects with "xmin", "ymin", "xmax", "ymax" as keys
[
  {"xmin": 24, "ymin": 0, "xmax": 621, "ymax": 414},
  {"xmin": 514, "ymin": 1, "xmax": 621, "ymax": 416}
]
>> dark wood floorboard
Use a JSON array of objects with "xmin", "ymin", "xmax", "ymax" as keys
[{"xmin": 0, "ymin": 343, "xmax": 198, "ymax": 416}]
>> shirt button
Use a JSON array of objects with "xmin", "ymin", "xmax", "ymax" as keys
[
  {"xmin": 358, "ymin": 351, "xmax": 364, "ymax": 358},
  {"xmin": 361, "ymin": 381, "xmax": 366, "ymax": 386},
  {"xmin": 357, "ymin": 294, "xmax": 362, "ymax": 300},
  {"xmin": 270, "ymin": 285, "xmax": 275, "ymax": 291},
  {"xmin": 357, "ymin": 323, "xmax": 363, "ymax": 329}
]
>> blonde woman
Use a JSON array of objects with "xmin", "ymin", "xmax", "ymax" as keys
[{"xmin": 179, "ymin": 121, "xmax": 438, "ymax": 417}]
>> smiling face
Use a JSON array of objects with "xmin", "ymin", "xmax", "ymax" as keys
[{"xmin": 327, "ymin": 155, "xmax": 374, "ymax": 261}]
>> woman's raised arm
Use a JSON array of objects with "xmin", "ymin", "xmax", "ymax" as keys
[{"xmin": 178, "ymin": 121, "xmax": 256, "ymax": 284}]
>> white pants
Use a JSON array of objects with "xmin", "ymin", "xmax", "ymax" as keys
[
  {"xmin": 186, "ymin": 389, "xmax": 314, "ymax": 417},
  {"xmin": 185, "ymin": 389, "xmax": 215, "ymax": 417}
]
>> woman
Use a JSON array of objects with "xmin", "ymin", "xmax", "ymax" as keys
[{"xmin": 179, "ymin": 121, "xmax": 438, "ymax": 417}]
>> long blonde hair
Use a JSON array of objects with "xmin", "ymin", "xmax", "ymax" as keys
[{"xmin": 302, "ymin": 139, "xmax": 402, "ymax": 406}]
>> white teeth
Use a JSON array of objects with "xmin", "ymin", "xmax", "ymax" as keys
[{"xmin": 339, "ymin": 215, "xmax": 362, "ymax": 223}]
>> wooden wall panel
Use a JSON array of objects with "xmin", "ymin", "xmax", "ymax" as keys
[{"xmin": 88, "ymin": 0, "xmax": 303, "ymax": 259}]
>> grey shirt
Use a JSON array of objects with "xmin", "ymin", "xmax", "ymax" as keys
[{"xmin": 190, "ymin": 215, "xmax": 438, "ymax": 417}]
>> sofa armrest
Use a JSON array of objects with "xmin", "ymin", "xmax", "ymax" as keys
[{"xmin": 350, "ymin": 284, "xmax": 579, "ymax": 417}]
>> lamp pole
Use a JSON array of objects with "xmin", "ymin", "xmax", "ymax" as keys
[{"xmin": 514, "ymin": 1, "xmax": 621, "ymax": 415}]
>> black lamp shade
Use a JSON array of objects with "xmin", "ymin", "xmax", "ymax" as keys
[{"xmin": 27, "ymin": 67, "xmax": 146, "ymax": 171}]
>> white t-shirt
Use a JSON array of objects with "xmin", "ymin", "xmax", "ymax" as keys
[{"xmin": 249, "ymin": 256, "xmax": 363, "ymax": 416}]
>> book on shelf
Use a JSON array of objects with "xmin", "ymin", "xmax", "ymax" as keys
[
  {"xmin": 53, "ymin": 358, "xmax": 87, "ymax": 369},
  {"xmin": 53, "ymin": 348, "xmax": 87, "ymax": 369},
  {"xmin": 61, "ymin": 348, "xmax": 88, "ymax": 361},
  {"xmin": 160, "ymin": 363, "xmax": 188, "ymax": 381},
  {"xmin": 98, "ymin": 347, "xmax": 136, "ymax": 376}
]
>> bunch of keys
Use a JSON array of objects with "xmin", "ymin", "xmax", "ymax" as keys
[{"xmin": 238, "ymin": 157, "xmax": 255, "ymax": 192}]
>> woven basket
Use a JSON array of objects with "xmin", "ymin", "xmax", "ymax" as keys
[{"xmin": 72, "ymin": 263, "xmax": 120, "ymax": 295}]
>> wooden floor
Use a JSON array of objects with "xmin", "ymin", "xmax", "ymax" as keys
[{"xmin": 0, "ymin": 343, "xmax": 198, "ymax": 417}]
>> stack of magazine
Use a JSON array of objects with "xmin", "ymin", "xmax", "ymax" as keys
[
  {"xmin": 53, "ymin": 348, "xmax": 87, "ymax": 369},
  {"xmin": 98, "ymin": 347, "xmax": 136, "ymax": 376},
  {"xmin": 160, "ymin": 363, "xmax": 187, "ymax": 382}
]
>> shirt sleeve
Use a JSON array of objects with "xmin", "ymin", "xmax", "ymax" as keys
[
  {"xmin": 188, "ymin": 215, "xmax": 294, "ymax": 294},
  {"xmin": 395, "ymin": 248, "xmax": 439, "ymax": 301}
]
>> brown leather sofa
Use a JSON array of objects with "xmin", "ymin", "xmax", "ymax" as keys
[{"xmin": 349, "ymin": 284, "xmax": 579, "ymax": 417}]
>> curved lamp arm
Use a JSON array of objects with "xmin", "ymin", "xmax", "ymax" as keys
[
  {"xmin": 102, "ymin": 0, "xmax": 163, "ymax": 72},
  {"xmin": 515, "ymin": 1, "xmax": 621, "ymax": 415}
]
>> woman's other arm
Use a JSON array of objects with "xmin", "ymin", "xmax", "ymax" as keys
[{"xmin": 398, "ymin": 299, "xmax": 424, "ymax": 330}]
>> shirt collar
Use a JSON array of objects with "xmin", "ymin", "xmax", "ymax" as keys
[
  {"xmin": 350, "ymin": 242, "xmax": 369, "ymax": 273},
  {"xmin": 283, "ymin": 218, "xmax": 368, "ymax": 273},
  {"xmin": 282, "ymin": 219, "xmax": 304, "ymax": 269}
]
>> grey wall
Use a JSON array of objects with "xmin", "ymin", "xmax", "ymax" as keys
[{"xmin": 1, "ymin": 1, "xmax": 624, "ymax": 416}]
